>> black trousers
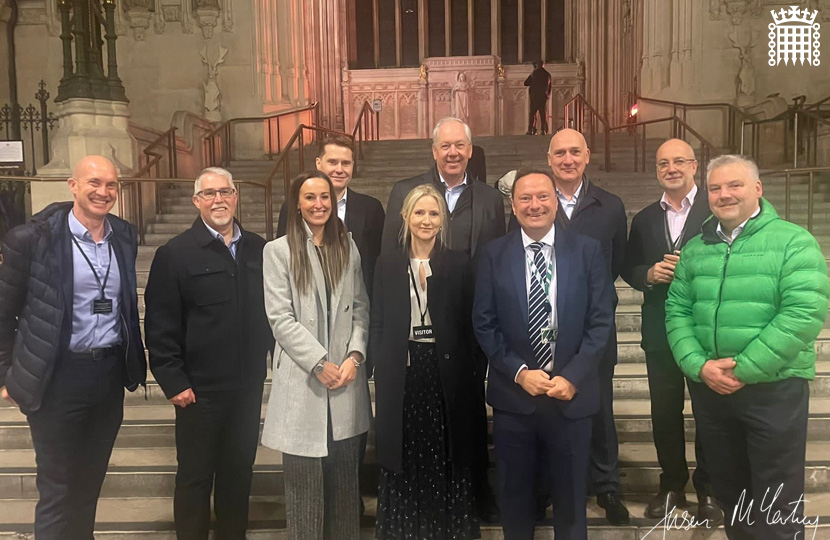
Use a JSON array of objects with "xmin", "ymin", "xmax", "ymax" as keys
[
  {"xmin": 528, "ymin": 98, "xmax": 548, "ymax": 134},
  {"xmin": 493, "ymin": 407, "xmax": 591, "ymax": 540},
  {"xmin": 689, "ymin": 379, "xmax": 809, "ymax": 540},
  {"xmin": 589, "ymin": 358, "xmax": 621, "ymax": 495},
  {"xmin": 27, "ymin": 350, "xmax": 125, "ymax": 540},
  {"xmin": 645, "ymin": 350, "xmax": 710, "ymax": 494},
  {"xmin": 173, "ymin": 383, "xmax": 264, "ymax": 540}
]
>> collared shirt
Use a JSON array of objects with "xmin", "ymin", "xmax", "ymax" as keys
[
  {"xmin": 515, "ymin": 225, "xmax": 558, "ymax": 380},
  {"xmin": 556, "ymin": 181, "xmax": 583, "ymax": 219},
  {"xmin": 202, "ymin": 220, "xmax": 243, "ymax": 259},
  {"xmin": 716, "ymin": 206, "xmax": 761, "ymax": 245},
  {"xmin": 68, "ymin": 210, "xmax": 122, "ymax": 352},
  {"xmin": 439, "ymin": 173, "xmax": 468, "ymax": 213},
  {"xmin": 660, "ymin": 184, "xmax": 698, "ymax": 243},
  {"xmin": 337, "ymin": 189, "xmax": 348, "ymax": 223}
]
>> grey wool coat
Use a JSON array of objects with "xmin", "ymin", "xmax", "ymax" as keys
[{"xmin": 261, "ymin": 231, "xmax": 370, "ymax": 457}]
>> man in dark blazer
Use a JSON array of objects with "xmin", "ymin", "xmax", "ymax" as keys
[
  {"xmin": 381, "ymin": 117, "xmax": 505, "ymax": 263},
  {"xmin": 524, "ymin": 60, "xmax": 552, "ymax": 135},
  {"xmin": 0, "ymin": 156, "xmax": 146, "ymax": 540},
  {"xmin": 621, "ymin": 139, "xmax": 721, "ymax": 523},
  {"xmin": 381, "ymin": 117, "xmax": 505, "ymax": 521},
  {"xmin": 277, "ymin": 135, "xmax": 384, "ymax": 297},
  {"xmin": 144, "ymin": 167, "xmax": 274, "ymax": 540},
  {"xmin": 541, "ymin": 128, "xmax": 630, "ymax": 524},
  {"xmin": 474, "ymin": 168, "xmax": 614, "ymax": 540}
]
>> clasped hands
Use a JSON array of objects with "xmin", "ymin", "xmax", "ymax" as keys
[
  {"xmin": 315, "ymin": 352, "xmax": 363, "ymax": 390},
  {"xmin": 700, "ymin": 357, "xmax": 744, "ymax": 395},
  {"xmin": 516, "ymin": 369, "xmax": 576, "ymax": 401}
]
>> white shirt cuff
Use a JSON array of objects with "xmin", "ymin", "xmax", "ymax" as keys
[{"xmin": 514, "ymin": 364, "xmax": 528, "ymax": 383}]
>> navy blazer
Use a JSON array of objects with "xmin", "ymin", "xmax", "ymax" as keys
[{"xmin": 473, "ymin": 227, "xmax": 614, "ymax": 418}]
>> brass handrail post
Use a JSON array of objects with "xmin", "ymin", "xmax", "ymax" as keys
[
  {"xmin": 785, "ymin": 172, "xmax": 791, "ymax": 222},
  {"xmin": 793, "ymin": 113, "xmax": 799, "ymax": 168},
  {"xmin": 808, "ymin": 171, "xmax": 814, "ymax": 232},
  {"xmin": 640, "ymin": 125, "xmax": 646, "ymax": 173},
  {"xmin": 265, "ymin": 180, "xmax": 274, "ymax": 240}
]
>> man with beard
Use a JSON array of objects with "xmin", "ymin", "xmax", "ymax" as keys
[
  {"xmin": 144, "ymin": 167, "xmax": 274, "ymax": 539},
  {"xmin": 0, "ymin": 156, "xmax": 146, "ymax": 539},
  {"xmin": 621, "ymin": 139, "xmax": 720, "ymax": 522}
]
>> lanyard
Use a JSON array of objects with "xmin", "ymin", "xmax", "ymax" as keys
[
  {"xmin": 526, "ymin": 246, "xmax": 555, "ymax": 296},
  {"xmin": 408, "ymin": 263, "xmax": 428, "ymax": 326},
  {"xmin": 663, "ymin": 208, "xmax": 689, "ymax": 252},
  {"xmin": 71, "ymin": 235, "xmax": 113, "ymax": 300}
]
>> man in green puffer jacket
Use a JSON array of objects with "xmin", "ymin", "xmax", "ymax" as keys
[{"xmin": 666, "ymin": 155, "xmax": 829, "ymax": 540}]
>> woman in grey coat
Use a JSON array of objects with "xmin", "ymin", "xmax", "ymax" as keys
[{"xmin": 261, "ymin": 170, "xmax": 370, "ymax": 540}]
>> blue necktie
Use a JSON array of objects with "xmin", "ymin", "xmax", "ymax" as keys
[{"xmin": 528, "ymin": 242, "xmax": 553, "ymax": 371}]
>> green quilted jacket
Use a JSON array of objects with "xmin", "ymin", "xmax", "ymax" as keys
[{"xmin": 666, "ymin": 199, "xmax": 829, "ymax": 384}]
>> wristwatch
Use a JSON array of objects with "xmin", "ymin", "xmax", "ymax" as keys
[{"xmin": 313, "ymin": 357, "xmax": 326, "ymax": 374}]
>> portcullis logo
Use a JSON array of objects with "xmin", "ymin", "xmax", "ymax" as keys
[{"xmin": 769, "ymin": 6, "xmax": 820, "ymax": 66}]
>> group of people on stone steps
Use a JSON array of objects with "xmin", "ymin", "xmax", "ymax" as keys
[{"xmin": 0, "ymin": 117, "xmax": 826, "ymax": 540}]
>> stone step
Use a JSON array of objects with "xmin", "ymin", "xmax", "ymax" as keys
[{"xmin": 8, "ymin": 494, "xmax": 827, "ymax": 539}]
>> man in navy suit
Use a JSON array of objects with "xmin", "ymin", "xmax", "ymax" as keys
[{"xmin": 474, "ymin": 168, "xmax": 614, "ymax": 540}]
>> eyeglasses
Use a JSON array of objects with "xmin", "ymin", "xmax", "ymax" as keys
[
  {"xmin": 657, "ymin": 158, "xmax": 696, "ymax": 171},
  {"xmin": 196, "ymin": 188, "xmax": 237, "ymax": 200}
]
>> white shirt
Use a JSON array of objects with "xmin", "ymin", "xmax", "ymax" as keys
[
  {"xmin": 515, "ymin": 225, "xmax": 558, "ymax": 381},
  {"xmin": 337, "ymin": 189, "xmax": 348, "ymax": 223},
  {"xmin": 556, "ymin": 181, "xmax": 583, "ymax": 219},
  {"xmin": 408, "ymin": 258, "xmax": 434, "ymax": 342},
  {"xmin": 439, "ymin": 173, "xmax": 468, "ymax": 213},
  {"xmin": 716, "ymin": 206, "xmax": 761, "ymax": 245},
  {"xmin": 660, "ymin": 184, "xmax": 698, "ymax": 244}
]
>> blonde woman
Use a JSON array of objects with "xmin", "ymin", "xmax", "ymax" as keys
[
  {"xmin": 370, "ymin": 184, "xmax": 481, "ymax": 539},
  {"xmin": 261, "ymin": 171, "xmax": 370, "ymax": 540}
]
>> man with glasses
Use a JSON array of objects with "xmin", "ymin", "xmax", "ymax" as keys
[
  {"xmin": 621, "ymin": 139, "xmax": 721, "ymax": 523},
  {"xmin": 0, "ymin": 156, "xmax": 146, "ymax": 539},
  {"xmin": 144, "ymin": 167, "xmax": 274, "ymax": 540}
]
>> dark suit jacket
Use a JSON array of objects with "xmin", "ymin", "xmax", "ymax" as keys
[
  {"xmin": 524, "ymin": 67, "xmax": 552, "ymax": 101},
  {"xmin": 620, "ymin": 188, "xmax": 710, "ymax": 352},
  {"xmin": 473, "ymin": 227, "xmax": 614, "ymax": 418},
  {"xmin": 369, "ymin": 247, "xmax": 478, "ymax": 473},
  {"xmin": 381, "ymin": 165, "xmax": 505, "ymax": 262},
  {"xmin": 277, "ymin": 188, "xmax": 384, "ymax": 298},
  {"xmin": 144, "ymin": 218, "xmax": 274, "ymax": 398}
]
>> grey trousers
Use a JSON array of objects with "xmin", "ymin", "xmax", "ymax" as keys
[{"xmin": 283, "ymin": 435, "xmax": 362, "ymax": 540}]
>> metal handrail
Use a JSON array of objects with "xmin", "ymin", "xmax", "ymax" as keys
[
  {"xmin": 741, "ymin": 108, "xmax": 830, "ymax": 168},
  {"xmin": 761, "ymin": 166, "xmax": 830, "ymax": 233},
  {"xmin": 203, "ymin": 102, "xmax": 319, "ymax": 167},
  {"xmin": 117, "ymin": 176, "xmax": 272, "ymax": 244},
  {"xmin": 563, "ymin": 94, "xmax": 611, "ymax": 171},
  {"xmin": 134, "ymin": 127, "xmax": 178, "ymax": 179},
  {"xmin": 351, "ymin": 101, "xmax": 380, "ymax": 160},
  {"xmin": 609, "ymin": 115, "xmax": 718, "ymax": 187},
  {"xmin": 265, "ymin": 124, "xmax": 356, "ymax": 202},
  {"xmin": 630, "ymin": 94, "xmax": 754, "ymax": 152}
]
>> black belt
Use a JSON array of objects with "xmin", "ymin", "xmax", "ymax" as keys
[{"xmin": 66, "ymin": 345, "xmax": 121, "ymax": 360}]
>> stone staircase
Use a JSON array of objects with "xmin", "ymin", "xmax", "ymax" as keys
[{"xmin": 2, "ymin": 135, "xmax": 830, "ymax": 538}]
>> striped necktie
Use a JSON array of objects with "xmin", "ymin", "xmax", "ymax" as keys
[{"xmin": 528, "ymin": 242, "xmax": 553, "ymax": 371}]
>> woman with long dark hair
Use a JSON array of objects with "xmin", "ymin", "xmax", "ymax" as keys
[
  {"xmin": 261, "ymin": 170, "xmax": 370, "ymax": 540},
  {"xmin": 370, "ymin": 184, "xmax": 481, "ymax": 540}
]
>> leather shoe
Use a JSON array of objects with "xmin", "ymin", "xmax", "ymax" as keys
[
  {"xmin": 476, "ymin": 497, "xmax": 500, "ymax": 524},
  {"xmin": 696, "ymin": 495, "xmax": 724, "ymax": 526},
  {"xmin": 597, "ymin": 491, "xmax": 631, "ymax": 525},
  {"xmin": 644, "ymin": 491, "xmax": 687, "ymax": 519}
]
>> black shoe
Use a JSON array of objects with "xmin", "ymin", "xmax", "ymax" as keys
[
  {"xmin": 696, "ymin": 495, "xmax": 724, "ymax": 526},
  {"xmin": 597, "ymin": 492, "xmax": 631, "ymax": 525},
  {"xmin": 477, "ymin": 496, "xmax": 500, "ymax": 524},
  {"xmin": 644, "ymin": 490, "xmax": 687, "ymax": 519}
]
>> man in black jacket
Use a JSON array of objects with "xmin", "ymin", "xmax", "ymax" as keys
[
  {"xmin": 0, "ymin": 155, "xmax": 146, "ymax": 540},
  {"xmin": 144, "ymin": 167, "xmax": 274, "ymax": 540},
  {"xmin": 621, "ymin": 139, "xmax": 721, "ymax": 523},
  {"xmin": 382, "ymin": 117, "xmax": 505, "ymax": 523},
  {"xmin": 546, "ymin": 128, "xmax": 630, "ymax": 524},
  {"xmin": 276, "ymin": 135, "xmax": 384, "ymax": 298},
  {"xmin": 524, "ymin": 60, "xmax": 552, "ymax": 135}
]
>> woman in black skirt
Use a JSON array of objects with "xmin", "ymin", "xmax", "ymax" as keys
[{"xmin": 370, "ymin": 184, "xmax": 481, "ymax": 540}]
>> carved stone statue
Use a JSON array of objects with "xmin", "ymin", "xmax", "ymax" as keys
[
  {"xmin": 419, "ymin": 63, "xmax": 427, "ymax": 82},
  {"xmin": 200, "ymin": 45, "xmax": 228, "ymax": 122},
  {"xmin": 450, "ymin": 72, "xmax": 470, "ymax": 123},
  {"xmin": 728, "ymin": 29, "xmax": 755, "ymax": 106}
]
